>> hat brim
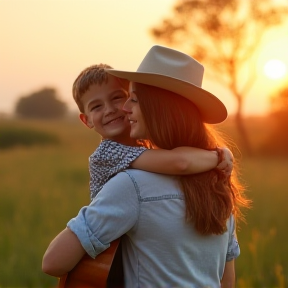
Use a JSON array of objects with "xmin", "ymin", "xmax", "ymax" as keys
[{"xmin": 106, "ymin": 69, "xmax": 227, "ymax": 124}]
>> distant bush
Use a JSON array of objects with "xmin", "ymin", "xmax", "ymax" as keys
[
  {"xmin": 261, "ymin": 87, "xmax": 288, "ymax": 156},
  {"xmin": 260, "ymin": 113, "xmax": 288, "ymax": 156},
  {"xmin": 15, "ymin": 87, "xmax": 68, "ymax": 119},
  {"xmin": 0, "ymin": 127, "xmax": 59, "ymax": 149}
]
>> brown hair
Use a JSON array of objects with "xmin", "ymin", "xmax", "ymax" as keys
[
  {"xmin": 135, "ymin": 83, "xmax": 250, "ymax": 235},
  {"xmin": 72, "ymin": 64, "xmax": 129, "ymax": 113}
]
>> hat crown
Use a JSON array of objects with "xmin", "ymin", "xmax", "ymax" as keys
[
  {"xmin": 137, "ymin": 45, "xmax": 204, "ymax": 88},
  {"xmin": 105, "ymin": 45, "xmax": 227, "ymax": 123}
]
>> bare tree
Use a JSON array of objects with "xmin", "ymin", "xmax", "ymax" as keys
[{"xmin": 151, "ymin": 0, "xmax": 288, "ymax": 154}]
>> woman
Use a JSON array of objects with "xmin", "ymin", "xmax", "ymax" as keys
[
  {"xmin": 123, "ymin": 81, "xmax": 246, "ymax": 235},
  {"xmin": 43, "ymin": 45, "xmax": 250, "ymax": 288},
  {"xmin": 106, "ymin": 45, "xmax": 250, "ymax": 287}
]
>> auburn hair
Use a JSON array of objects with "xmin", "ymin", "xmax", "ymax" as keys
[{"xmin": 135, "ymin": 83, "xmax": 250, "ymax": 235}]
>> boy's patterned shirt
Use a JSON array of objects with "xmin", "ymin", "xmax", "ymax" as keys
[{"xmin": 89, "ymin": 140, "xmax": 147, "ymax": 200}]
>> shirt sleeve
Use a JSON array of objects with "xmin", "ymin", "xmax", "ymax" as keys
[
  {"xmin": 89, "ymin": 140, "xmax": 147, "ymax": 200},
  {"xmin": 226, "ymin": 215, "xmax": 240, "ymax": 261},
  {"xmin": 67, "ymin": 171, "xmax": 139, "ymax": 258}
]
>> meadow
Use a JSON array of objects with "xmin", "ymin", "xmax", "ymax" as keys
[{"xmin": 0, "ymin": 117, "xmax": 287, "ymax": 287}]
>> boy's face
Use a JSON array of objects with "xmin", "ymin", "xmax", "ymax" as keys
[{"xmin": 79, "ymin": 75, "xmax": 131, "ymax": 143}]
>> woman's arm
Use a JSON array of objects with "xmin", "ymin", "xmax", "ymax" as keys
[
  {"xmin": 43, "ymin": 172, "xmax": 140, "ymax": 277},
  {"xmin": 131, "ymin": 147, "xmax": 233, "ymax": 175},
  {"xmin": 221, "ymin": 260, "xmax": 235, "ymax": 288},
  {"xmin": 42, "ymin": 228, "xmax": 86, "ymax": 277}
]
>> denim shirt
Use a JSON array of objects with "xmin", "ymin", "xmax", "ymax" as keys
[{"xmin": 68, "ymin": 169, "xmax": 240, "ymax": 288}]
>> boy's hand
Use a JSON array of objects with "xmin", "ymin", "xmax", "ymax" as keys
[{"xmin": 216, "ymin": 147, "xmax": 233, "ymax": 177}]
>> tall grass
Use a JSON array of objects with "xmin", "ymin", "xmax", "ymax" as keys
[
  {"xmin": 235, "ymin": 157, "xmax": 288, "ymax": 287},
  {"xmin": 0, "ymin": 119, "xmax": 100, "ymax": 287},
  {"xmin": 0, "ymin": 118, "xmax": 287, "ymax": 287}
]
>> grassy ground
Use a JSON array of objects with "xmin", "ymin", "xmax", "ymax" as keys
[
  {"xmin": 235, "ymin": 157, "xmax": 288, "ymax": 288},
  {"xmin": 0, "ymin": 118, "xmax": 287, "ymax": 287}
]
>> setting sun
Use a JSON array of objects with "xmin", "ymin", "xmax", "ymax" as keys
[{"xmin": 264, "ymin": 59, "xmax": 287, "ymax": 79}]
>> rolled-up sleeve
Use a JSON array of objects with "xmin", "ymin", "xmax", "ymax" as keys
[
  {"xmin": 67, "ymin": 171, "xmax": 139, "ymax": 258},
  {"xmin": 226, "ymin": 215, "xmax": 240, "ymax": 261}
]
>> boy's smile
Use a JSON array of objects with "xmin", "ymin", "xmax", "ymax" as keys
[{"xmin": 103, "ymin": 115, "xmax": 125, "ymax": 126}]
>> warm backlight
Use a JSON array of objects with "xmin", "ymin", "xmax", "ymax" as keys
[{"xmin": 264, "ymin": 59, "xmax": 287, "ymax": 79}]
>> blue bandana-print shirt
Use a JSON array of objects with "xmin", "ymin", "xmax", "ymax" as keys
[{"xmin": 88, "ymin": 140, "xmax": 147, "ymax": 200}]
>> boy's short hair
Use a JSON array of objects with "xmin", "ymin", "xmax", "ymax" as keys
[{"xmin": 72, "ymin": 64, "xmax": 128, "ymax": 113}]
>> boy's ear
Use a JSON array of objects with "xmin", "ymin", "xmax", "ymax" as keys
[{"xmin": 79, "ymin": 113, "xmax": 94, "ymax": 129}]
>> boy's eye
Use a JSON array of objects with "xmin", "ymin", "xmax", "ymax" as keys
[
  {"xmin": 113, "ymin": 95, "xmax": 126, "ymax": 101},
  {"xmin": 91, "ymin": 105, "xmax": 102, "ymax": 111}
]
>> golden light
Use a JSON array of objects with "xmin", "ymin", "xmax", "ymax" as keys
[{"xmin": 264, "ymin": 59, "xmax": 287, "ymax": 79}]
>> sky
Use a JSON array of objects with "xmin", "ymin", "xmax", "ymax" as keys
[{"xmin": 1, "ymin": 0, "xmax": 288, "ymax": 117}]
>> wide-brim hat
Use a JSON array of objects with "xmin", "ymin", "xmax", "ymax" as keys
[{"xmin": 106, "ymin": 45, "xmax": 227, "ymax": 124}]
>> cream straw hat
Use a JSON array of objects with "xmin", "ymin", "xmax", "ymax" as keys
[{"xmin": 106, "ymin": 45, "xmax": 227, "ymax": 124}]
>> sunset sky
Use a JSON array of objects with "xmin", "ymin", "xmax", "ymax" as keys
[{"xmin": 1, "ymin": 0, "xmax": 288, "ymax": 117}]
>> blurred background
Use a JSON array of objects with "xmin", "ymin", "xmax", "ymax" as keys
[{"xmin": 1, "ymin": 0, "xmax": 288, "ymax": 287}]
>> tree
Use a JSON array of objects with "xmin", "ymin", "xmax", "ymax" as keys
[
  {"xmin": 15, "ymin": 87, "xmax": 68, "ymax": 119},
  {"xmin": 151, "ymin": 0, "xmax": 288, "ymax": 154}
]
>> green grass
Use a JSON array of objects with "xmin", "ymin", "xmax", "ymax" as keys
[
  {"xmin": 235, "ymin": 157, "xmax": 288, "ymax": 287},
  {"xmin": 0, "ymin": 118, "xmax": 100, "ymax": 287},
  {"xmin": 0, "ymin": 118, "xmax": 287, "ymax": 287}
]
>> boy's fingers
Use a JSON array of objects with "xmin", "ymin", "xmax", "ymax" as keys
[{"xmin": 216, "ymin": 162, "xmax": 226, "ymax": 170}]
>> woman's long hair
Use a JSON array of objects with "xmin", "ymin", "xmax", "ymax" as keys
[{"xmin": 135, "ymin": 83, "xmax": 250, "ymax": 235}]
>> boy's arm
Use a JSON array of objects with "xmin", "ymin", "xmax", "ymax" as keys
[{"xmin": 131, "ymin": 147, "xmax": 233, "ymax": 175}]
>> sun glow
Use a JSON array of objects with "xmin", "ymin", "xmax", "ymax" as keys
[{"xmin": 264, "ymin": 59, "xmax": 287, "ymax": 79}]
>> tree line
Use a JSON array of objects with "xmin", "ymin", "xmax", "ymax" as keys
[{"xmin": 12, "ymin": 85, "xmax": 288, "ymax": 156}]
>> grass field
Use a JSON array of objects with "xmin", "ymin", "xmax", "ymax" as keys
[{"xmin": 0, "ymin": 118, "xmax": 287, "ymax": 287}]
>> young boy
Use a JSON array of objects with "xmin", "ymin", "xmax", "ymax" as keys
[{"xmin": 72, "ymin": 64, "xmax": 233, "ymax": 200}]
